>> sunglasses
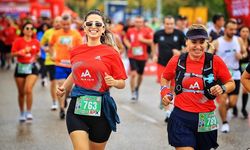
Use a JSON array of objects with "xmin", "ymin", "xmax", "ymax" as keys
[
  {"xmin": 25, "ymin": 27, "xmax": 33, "ymax": 31},
  {"xmin": 85, "ymin": 21, "xmax": 103, "ymax": 27}
]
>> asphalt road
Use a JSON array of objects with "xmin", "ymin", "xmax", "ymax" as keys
[{"xmin": 0, "ymin": 66, "xmax": 250, "ymax": 150}]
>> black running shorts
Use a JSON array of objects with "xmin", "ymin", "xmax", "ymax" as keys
[
  {"xmin": 66, "ymin": 97, "xmax": 112, "ymax": 143},
  {"xmin": 14, "ymin": 63, "xmax": 39, "ymax": 78},
  {"xmin": 129, "ymin": 58, "xmax": 146, "ymax": 75}
]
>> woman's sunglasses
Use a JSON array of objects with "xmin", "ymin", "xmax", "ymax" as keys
[
  {"xmin": 25, "ymin": 27, "xmax": 33, "ymax": 31},
  {"xmin": 85, "ymin": 21, "xmax": 103, "ymax": 28}
]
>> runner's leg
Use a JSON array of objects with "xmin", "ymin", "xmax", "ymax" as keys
[
  {"xmin": 24, "ymin": 74, "xmax": 38, "ymax": 112},
  {"xmin": 70, "ymin": 131, "xmax": 90, "ymax": 150}
]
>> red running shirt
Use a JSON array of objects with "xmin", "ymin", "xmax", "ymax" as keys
[
  {"xmin": 70, "ymin": 44, "xmax": 127, "ymax": 92},
  {"xmin": 2, "ymin": 26, "xmax": 16, "ymax": 45},
  {"xmin": 11, "ymin": 37, "xmax": 40, "ymax": 64},
  {"xmin": 162, "ymin": 53, "xmax": 232, "ymax": 113},
  {"xmin": 126, "ymin": 27, "xmax": 153, "ymax": 60}
]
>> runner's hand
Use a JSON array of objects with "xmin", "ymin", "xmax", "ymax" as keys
[
  {"xmin": 210, "ymin": 84, "xmax": 223, "ymax": 96},
  {"xmin": 162, "ymin": 94, "xmax": 172, "ymax": 106},
  {"xmin": 104, "ymin": 73, "xmax": 117, "ymax": 87},
  {"xmin": 57, "ymin": 86, "xmax": 66, "ymax": 97}
]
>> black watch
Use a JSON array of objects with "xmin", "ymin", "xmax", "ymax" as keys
[{"xmin": 221, "ymin": 85, "xmax": 226, "ymax": 94}]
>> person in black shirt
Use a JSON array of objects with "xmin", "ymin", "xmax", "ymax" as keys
[
  {"xmin": 152, "ymin": 15, "xmax": 186, "ymax": 122},
  {"xmin": 208, "ymin": 14, "xmax": 225, "ymax": 42},
  {"xmin": 152, "ymin": 16, "xmax": 186, "ymax": 82}
]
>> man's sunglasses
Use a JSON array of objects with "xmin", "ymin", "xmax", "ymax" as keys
[{"xmin": 85, "ymin": 21, "xmax": 103, "ymax": 27}]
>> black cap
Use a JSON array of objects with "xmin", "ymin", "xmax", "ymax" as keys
[
  {"xmin": 176, "ymin": 15, "xmax": 187, "ymax": 21},
  {"xmin": 186, "ymin": 28, "xmax": 208, "ymax": 40}
]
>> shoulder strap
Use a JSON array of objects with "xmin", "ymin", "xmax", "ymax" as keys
[
  {"xmin": 175, "ymin": 52, "xmax": 188, "ymax": 95},
  {"xmin": 203, "ymin": 52, "xmax": 217, "ymax": 100}
]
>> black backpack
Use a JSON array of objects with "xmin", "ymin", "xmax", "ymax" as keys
[{"xmin": 174, "ymin": 52, "xmax": 219, "ymax": 100}]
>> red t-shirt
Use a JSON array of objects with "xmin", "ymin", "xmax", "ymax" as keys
[
  {"xmin": 70, "ymin": 44, "xmax": 127, "ymax": 92},
  {"xmin": 126, "ymin": 27, "xmax": 153, "ymax": 60},
  {"xmin": 162, "ymin": 53, "xmax": 232, "ymax": 113},
  {"xmin": 11, "ymin": 37, "xmax": 40, "ymax": 63},
  {"xmin": 3, "ymin": 26, "xmax": 16, "ymax": 45}
]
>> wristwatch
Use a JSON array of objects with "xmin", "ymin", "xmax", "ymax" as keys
[{"xmin": 221, "ymin": 85, "xmax": 226, "ymax": 94}]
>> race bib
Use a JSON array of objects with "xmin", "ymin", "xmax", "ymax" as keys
[
  {"xmin": 198, "ymin": 111, "xmax": 218, "ymax": 132},
  {"xmin": 74, "ymin": 95, "xmax": 102, "ymax": 117},
  {"xmin": 60, "ymin": 59, "xmax": 71, "ymax": 65},
  {"xmin": 17, "ymin": 63, "xmax": 32, "ymax": 74},
  {"xmin": 132, "ymin": 46, "xmax": 143, "ymax": 56}
]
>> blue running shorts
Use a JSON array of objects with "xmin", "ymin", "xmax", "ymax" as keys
[
  {"xmin": 55, "ymin": 66, "xmax": 71, "ymax": 80},
  {"xmin": 167, "ymin": 107, "xmax": 219, "ymax": 150}
]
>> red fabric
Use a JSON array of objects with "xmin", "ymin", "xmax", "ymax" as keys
[
  {"xmin": 160, "ymin": 87, "xmax": 171, "ymax": 98},
  {"xmin": 224, "ymin": 0, "xmax": 250, "ymax": 27},
  {"xmin": 11, "ymin": 37, "xmax": 40, "ymax": 63},
  {"xmin": 126, "ymin": 27, "xmax": 153, "ymax": 60},
  {"xmin": 70, "ymin": 44, "xmax": 127, "ymax": 92},
  {"xmin": 2, "ymin": 26, "xmax": 16, "ymax": 45},
  {"xmin": 162, "ymin": 53, "xmax": 232, "ymax": 113}
]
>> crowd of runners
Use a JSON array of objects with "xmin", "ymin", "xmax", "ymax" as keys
[{"xmin": 0, "ymin": 10, "xmax": 250, "ymax": 150}]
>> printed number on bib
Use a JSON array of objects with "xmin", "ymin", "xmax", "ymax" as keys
[
  {"xmin": 74, "ymin": 95, "xmax": 102, "ymax": 117},
  {"xmin": 132, "ymin": 46, "xmax": 143, "ymax": 56},
  {"xmin": 198, "ymin": 111, "xmax": 218, "ymax": 132},
  {"xmin": 17, "ymin": 63, "xmax": 32, "ymax": 74}
]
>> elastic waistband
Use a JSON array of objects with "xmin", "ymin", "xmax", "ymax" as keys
[{"xmin": 174, "ymin": 107, "xmax": 199, "ymax": 115}]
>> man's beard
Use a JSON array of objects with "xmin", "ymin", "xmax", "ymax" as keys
[{"xmin": 226, "ymin": 33, "xmax": 234, "ymax": 39}]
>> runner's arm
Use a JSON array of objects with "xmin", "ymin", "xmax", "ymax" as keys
[
  {"xmin": 123, "ymin": 36, "xmax": 131, "ymax": 49},
  {"xmin": 138, "ymin": 36, "xmax": 152, "ymax": 45},
  {"xmin": 241, "ymin": 70, "xmax": 250, "ymax": 92},
  {"xmin": 57, "ymin": 73, "xmax": 74, "ymax": 97},
  {"xmin": 160, "ymin": 78, "xmax": 173, "ymax": 106},
  {"xmin": 238, "ymin": 37, "xmax": 248, "ymax": 59},
  {"xmin": 210, "ymin": 78, "xmax": 235, "ymax": 96},
  {"xmin": 151, "ymin": 42, "xmax": 158, "ymax": 62}
]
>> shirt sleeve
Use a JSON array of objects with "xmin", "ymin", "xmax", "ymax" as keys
[
  {"xmin": 162, "ymin": 56, "xmax": 179, "ymax": 80},
  {"xmin": 146, "ymin": 28, "xmax": 153, "ymax": 39},
  {"xmin": 213, "ymin": 55, "xmax": 232, "ymax": 83},
  {"xmin": 11, "ymin": 38, "xmax": 20, "ymax": 53},
  {"xmin": 49, "ymin": 31, "xmax": 57, "ymax": 46},
  {"xmin": 153, "ymin": 31, "xmax": 159, "ymax": 44},
  {"xmin": 35, "ymin": 40, "xmax": 40, "ymax": 54},
  {"xmin": 110, "ymin": 52, "xmax": 127, "ymax": 80},
  {"xmin": 125, "ymin": 29, "xmax": 131, "ymax": 41},
  {"xmin": 40, "ymin": 30, "xmax": 49, "ymax": 46}
]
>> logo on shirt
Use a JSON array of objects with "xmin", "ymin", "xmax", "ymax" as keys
[
  {"xmin": 160, "ymin": 36, "xmax": 165, "ymax": 41},
  {"xmin": 95, "ymin": 56, "xmax": 101, "ymax": 61},
  {"xmin": 59, "ymin": 36, "xmax": 72, "ymax": 45},
  {"xmin": 225, "ymin": 49, "xmax": 236, "ymax": 53},
  {"xmin": 173, "ymin": 36, "xmax": 178, "ymax": 42},
  {"xmin": 32, "ymin": 45, "xmax": 36, "ymax": 49},
  {"xmin": 81, "ymin": 69, "xmax": 91, "ymax": 78},
  {"xmin": 189, "ymin": 81, "xmax": 200, "ymax": 89}
]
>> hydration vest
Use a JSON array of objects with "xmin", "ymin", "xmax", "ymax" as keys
[{"xmin": 174, "ymin": 52, "xmax": 218, "ymax": 100}]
